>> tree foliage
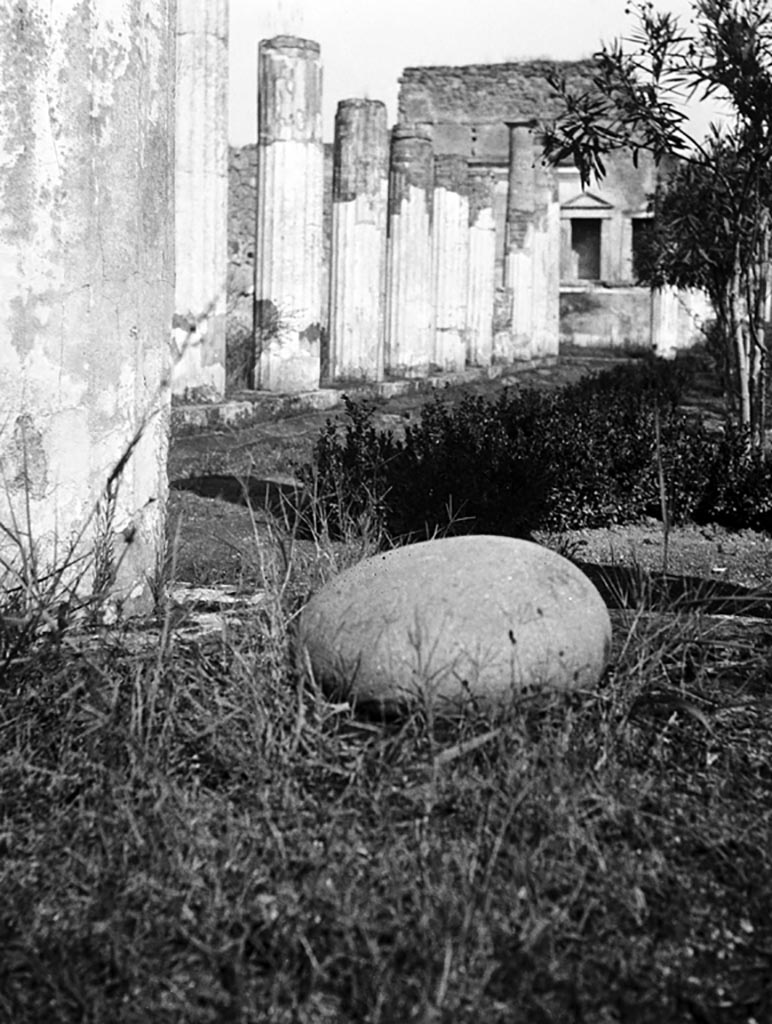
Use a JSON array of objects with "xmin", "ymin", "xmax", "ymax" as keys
[{"xmin": 542, "ymin": 0, "xmax": 772, "ymax": 448}]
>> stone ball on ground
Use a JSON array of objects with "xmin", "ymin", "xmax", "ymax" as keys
[{"xmin": 298, "ymin": 535, "xmax": 612, "ymax": 716}]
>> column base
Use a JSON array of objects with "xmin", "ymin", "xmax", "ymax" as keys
[
  {"xmin": 434, "ymin": 329, "xmax": 467, "ymax": 373},
  {"xmin": 256, "ymin": 340, "xmax": 321, "ymax": 392}
]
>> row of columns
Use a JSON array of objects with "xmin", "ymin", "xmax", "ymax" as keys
[
  {"xmin": 254, "ymin": 35, "xmax": 560, "ymax": 393},
  {"xmin": 169, "ymin": 30, "xmax": 560, "ymax": 397},
  {"xmin": 172, "ymin": 28, "xmax": 691, "ymax": 399}
]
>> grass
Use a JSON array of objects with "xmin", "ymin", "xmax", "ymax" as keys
[
  {"xmin": 2, "ymin": 493, "xmax": 772, "ymax": 1023},
  {"xmin": 3, "ymin": 346, "xmax": 772, "ymax": 1021}
]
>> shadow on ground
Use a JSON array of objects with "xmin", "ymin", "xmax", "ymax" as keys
[
  {"xmin": 578, "ymin": 562, "xmax": 772, "ymax": 618},
  {"xmin": 169, "ymin": 475, "xmax": 772, "ymax": 619},
  {"xmin": 171, "ymin": 473, "xmax": 308, "ymax": 517}
]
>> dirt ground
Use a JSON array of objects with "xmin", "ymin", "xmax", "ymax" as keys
[{"xmin": 167, "ymin": 350, "xmax": 772, "ymax": 606}]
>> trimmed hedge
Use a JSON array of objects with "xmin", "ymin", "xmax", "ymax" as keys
[{"xmin": 301, "ymin": 358, "xmax": 772, "ymax": 541}]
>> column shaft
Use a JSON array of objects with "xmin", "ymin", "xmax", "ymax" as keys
[
  {"xmin": 495, "ymin": 123, "xmax": 559, "ymax": 363},
  {"xmin": 255, "ymin": 36, "xmax": 323, "ymax": 392},
  {"xmin": 495, "ymin": 122, "xmax": 537, "ymax": 362},
  {"xmin": 173, "ymin": 0, "xmax": 229, "ymax": 399},
  {"xmin": 466, "ymin": 168, "xmax": 497, "ymax": 366},
  {"xmin": 432, "ymin": 155, "xmax": 469, "ymax": 372},
  {"xmin": 329, "ymin": 100, "xmax": 389, "ymax": 381},
  {"xmin": 385, "ymin": 125, "xmax": 434, "ymax": 378},
  {"xmin": 0, "ymin": 0, "xmax": 174, "ymax": 617},
  {"xmin": 531, "ymin": 153, "xmax": 560, "ymax": 361}
]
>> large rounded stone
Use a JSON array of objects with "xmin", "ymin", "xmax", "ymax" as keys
[{"xmin": 298, "ymin": 535, "xmax": 612, "ymax": 715}]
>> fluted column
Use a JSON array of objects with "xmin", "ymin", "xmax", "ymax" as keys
[
  {"xmin": 432, "ymin": 155, "xmax": 470, "ymax": 372},
  {"xmin": 495, "ymin": 121, "xmax": 537, "ymax": 362},
  {"xmin": 0, "ymin": 0, "xmax": 174, "ymax": 617},
  {"xmin": 385, "ymin": 124, "xmax": 434, "ymax": 377},
  {"xmin": 466, "ymin": 168, "xmax": 497, "ymax": 366},
  {"xmin": 255, "ymin": 36, "xmax": 323, "ymax": 392},
  {"xmin": 173, "ymin": 0, "xmax": 229, "ymax": 399},
  {"xmin": 329, "ymin": 100, "xmax": 389, "ymax": 381},
  {"xmin": 531, "ymin": 151, "xmax": 560, "ymax": 361}
]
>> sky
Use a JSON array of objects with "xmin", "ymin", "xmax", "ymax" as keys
[{"xmin": 228, "ymin": 0, "xmax": 724, "ymax": 145}]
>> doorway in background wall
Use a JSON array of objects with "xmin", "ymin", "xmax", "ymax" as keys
[
  {"xmin": 571, "ymin": 218, "xmax": 601, "ymax": 280},
  {"xmin": 632, "ymin": 217, "xmax": 654, "ymax": 284}
]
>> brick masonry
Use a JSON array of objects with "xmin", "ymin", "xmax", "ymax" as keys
[
  {"xmin": 398, "ymin": 59, "xmax": 597, "ymax": 124},
  {"xmin": 398, "ymin": 60, "xmax": 596, "ymax": 165}
]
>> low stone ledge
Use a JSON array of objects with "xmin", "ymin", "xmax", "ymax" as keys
[{"xmin": 172, "ymin": 363, "xmax": 522, "ymax": 434}]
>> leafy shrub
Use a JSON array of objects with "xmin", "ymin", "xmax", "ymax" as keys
[
  {"xmin": 694, "ymin": 424, "xmax": 772, "ymax": 532},
  {"xmin": 303, "ymin": 394, "xmax": 549, "ymax": 541},
  {"xmin": 302, "ymin": 358, "xmax": 772, "ymax": 539},
  {"xmin": 656, "ymin": 415, "xmax": 719, "ymax": 524},
  {"xmin": 396, "ymin": 391, "xmax": 551, "ymax": 539},
  {"xmin": 302, "ymin": 396, "xmax": 403, "ymax": 537},
  {"xmin": 526, "ymin": 358, "xmax": 708, "ymax": 528}
]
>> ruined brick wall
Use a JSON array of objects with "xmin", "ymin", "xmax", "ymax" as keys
[
  {"xmin": 228, "ymin": 144, "xmax": 257, "ymax": 304},
  {"xmin": 399, "ymin": 59, "xmax": 596, "ymax": 123},
  {"xmin": 226, "ymin": 144, "xmax": 257, "ymax": 389},
  {"xmin": 398, "ymin": 60, "xmax": 596, "ymax": 163}
]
